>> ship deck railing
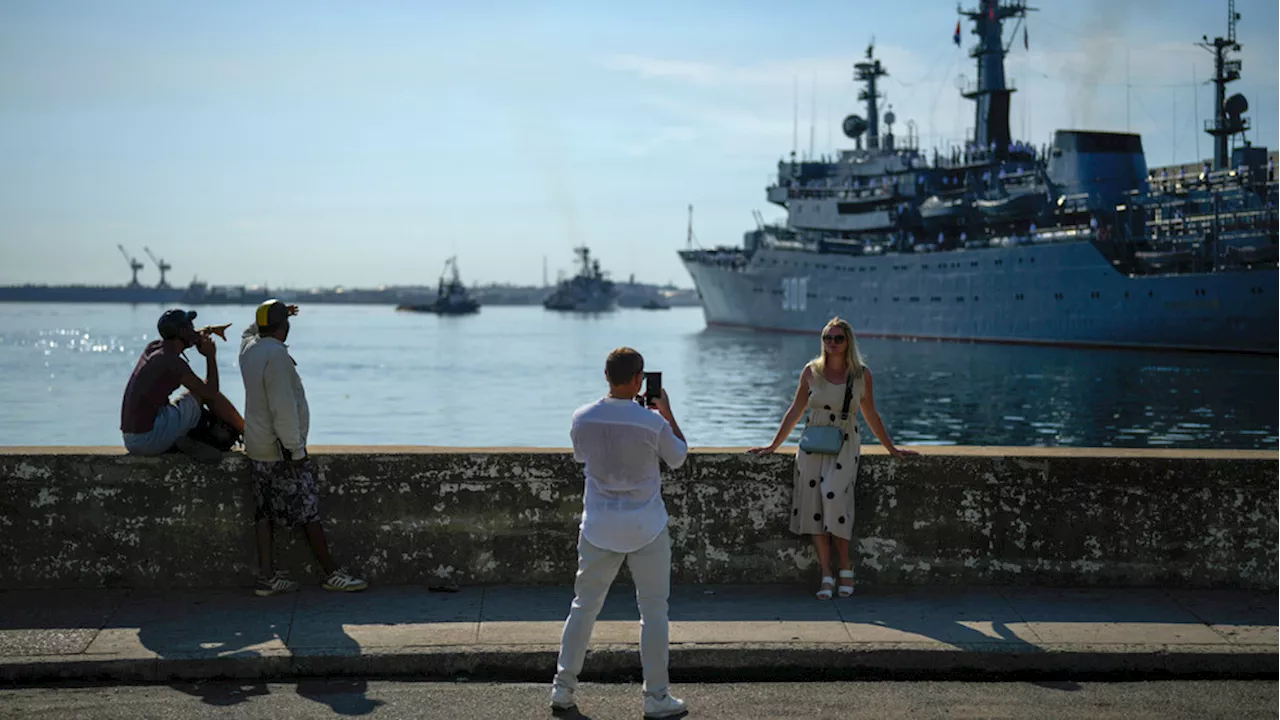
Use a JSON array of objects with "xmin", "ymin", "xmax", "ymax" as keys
[
  {"xmin": 1145, "ymin": 208, "xmax": 1279, "ymax": 235},
  {"xmin": 1146, "ymin": 167, "xmax": 1276, "ymax": 195}
]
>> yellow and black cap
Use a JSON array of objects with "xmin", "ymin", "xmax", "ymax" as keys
[
  {"xmin": 255, "ymin": 299, "xmax": 289, "ymax": 329},
  {"xmin": 157, "ymin": 309, "xmax": 197, "ymax": 340}
]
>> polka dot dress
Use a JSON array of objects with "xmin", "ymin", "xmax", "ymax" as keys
[{"xmin": 790, "ymin": 365, "xmax": 865, "ymax": 540}]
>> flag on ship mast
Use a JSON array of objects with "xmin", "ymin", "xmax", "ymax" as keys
[
  {"xmin": 953, "ymin": 20, "xmax": 961, "ymax": 46},
  {"xmin": 1024, "ymin": 26, "xmax": 1029, "ymax": 50}
]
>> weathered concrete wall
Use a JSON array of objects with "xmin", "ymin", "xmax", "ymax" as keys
[{"xmin": 1, "ymin": 447, "xmax": 1275, "ymax": 590}]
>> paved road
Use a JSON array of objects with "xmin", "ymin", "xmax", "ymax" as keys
[{"xmin": 0, "ymin": 680, "xmax": 1275, "ymax": 719}]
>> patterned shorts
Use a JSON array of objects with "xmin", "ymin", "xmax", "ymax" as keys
[{"xmin": 251, "ymin": 458, "xmax": 321, "ymax": 527}]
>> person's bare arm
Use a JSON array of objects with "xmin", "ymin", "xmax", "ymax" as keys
[
  {"xmin": 179, "ymin": 364, "xmax": 215, "ymax": 403},
  {"xmin": 652, "ymin": 389, "xmax": 685, "ymax": 443},
  {"xmin": 652, "ymin": 389, "xmax": 688, "ymax": 469},
  {"xmin": 858, "ymin": 369, "xmax": 917, "ymax": 458},
  {"xmin": 195, "ymin": 336, "xmax": 218, "ymax": 395},
  {"xmin": 176, "ymin": 344, "xmax": 245, "ymax": 434},
  {"xmin": 748, "ymin": 366, "xmax": 812, "ymax": 455}
]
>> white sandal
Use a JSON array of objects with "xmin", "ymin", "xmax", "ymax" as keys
[
  {"xmin": 816, "ymin": 576, "xmax": 835, "ymax": 600},
  {"xmin": 838, "ymin": 569, "xmax": 855, "ymax": 598}
]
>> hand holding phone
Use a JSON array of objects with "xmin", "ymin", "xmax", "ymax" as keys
[{"xmin": 644, "ymin": 371, "xmax": 662, "ymax": 407}]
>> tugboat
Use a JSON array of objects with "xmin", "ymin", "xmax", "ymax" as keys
[
  {"xmin": 543, "ymin": 246, "xmax": 617, "ymax": 312},
  {"xmin": 397, "ymin": 257, "xmax": 480, "ymax": 315},
  {"xmin": 640, "ymin": 297, "xmax": 671, "ymax": 310}
]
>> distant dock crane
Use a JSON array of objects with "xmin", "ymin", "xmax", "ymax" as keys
[
  {"xmin": 143, "ymin": 247, "xmax": 172, "ymax": 289},
  {"xmin": 117, "ymin": 245, "xmax": 144, "ymax": 288}
]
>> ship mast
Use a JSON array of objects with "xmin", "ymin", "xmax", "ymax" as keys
[
  {"xmin": 1199, "ymin": 0, "xmax": 1247, "ymax": 170},
  {"xmin": 853, "ymin": 43, "xmax": 887, "ymax": 151},
  {"xmin": 958, "ymin": 0, "xmax": 1033, "ymax": 158}
]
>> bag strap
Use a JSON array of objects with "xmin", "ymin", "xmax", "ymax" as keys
[{"xmin": 839, "ymin": 370, "xmax": 854, "ymax": 421}]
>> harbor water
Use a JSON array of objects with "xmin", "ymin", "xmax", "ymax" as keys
[{"xmin": 0, "ymin": 303, "xmax": 1274, "ymax": 450}]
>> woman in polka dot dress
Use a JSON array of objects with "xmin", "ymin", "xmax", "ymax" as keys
[{"xmin": 749, "ymin": 317, "xmax": 916, "ymax": 600}]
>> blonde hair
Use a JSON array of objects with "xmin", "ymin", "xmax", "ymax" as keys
[{"xmin": 810, "ymin": 317, "xmax": 865, "ymax": 379}]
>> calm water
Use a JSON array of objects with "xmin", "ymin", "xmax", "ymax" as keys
[{"xmin": 0, "ymin": 303, "xmax": 1275, "ymax": 449}]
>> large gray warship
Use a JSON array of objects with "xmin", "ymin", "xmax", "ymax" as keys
[
  {"xmin": 544, "ymin": 246, "xmax": 618, "ymax": 312},
  {"xmin": 679, "ymin": 0, "xmax": 1277, "ymax": 354}
]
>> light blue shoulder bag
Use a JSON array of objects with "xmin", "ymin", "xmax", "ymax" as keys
[{"xmin": 798, "ymin": 370, "xmax": 854, "ymax": 455}]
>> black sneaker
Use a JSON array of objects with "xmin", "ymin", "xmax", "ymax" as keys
[{"xmin": 174, "ymin": 436, "xmax": 223, "ymax": 462}]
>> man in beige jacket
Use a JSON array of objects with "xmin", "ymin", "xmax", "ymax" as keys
[{"xmin": 240, "ymin": 299, "xmax": 368, "ymax": 597}]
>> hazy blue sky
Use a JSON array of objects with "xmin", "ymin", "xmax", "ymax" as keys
[{"xmin": 1, "ymin": 0, "xmax": 1276, "ymax": 289}]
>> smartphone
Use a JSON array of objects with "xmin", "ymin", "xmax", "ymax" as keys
[{"xmin": 644, "ymin": 371, "xmax": 662, "ymax": 406}]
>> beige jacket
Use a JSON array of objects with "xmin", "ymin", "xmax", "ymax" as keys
[{"xmin": 239, "ymin": 327, "xmax": 310, "ymax": 462}]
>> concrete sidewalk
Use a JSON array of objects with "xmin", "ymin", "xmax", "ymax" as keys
[{"xmin": 1, "ymin": 584, "xmax": 1274, "ymax": 684}]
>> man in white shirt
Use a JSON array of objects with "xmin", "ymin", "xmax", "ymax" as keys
[
  {"xmin": 239, "ymin": 299, "xmax": 368, "ymax": 597},
  {"xmin": 550, "ymin": 347, "xmax": 689, "ymax": 720}
]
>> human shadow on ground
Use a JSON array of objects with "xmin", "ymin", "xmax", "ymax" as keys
[{"xmin": 120, "ymin": 586, "xmax": 383, "ymax": 715}]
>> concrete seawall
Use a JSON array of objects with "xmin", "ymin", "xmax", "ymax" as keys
[{"xmin": 1, "ymin": 447, "xmax": 1275, "ymax": 590}]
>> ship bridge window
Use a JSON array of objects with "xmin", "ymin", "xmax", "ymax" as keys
[
  {"xmin": 995, "ymin": 259, "xmax": 1004, "ymax": 266},
  {"xmin": 956, "ymin": 296, "xmax": 965, "ymax": 302},
  {"xmin": 909, "ymin": 296, "xmax": 920, "ymax": 302},
  {"xmin": 1015, "ymin": 293, "xmax": 1025, "ymax": 300},
  {"xmin": 1054, "ymin": 293, "xmax": 1064, "ymax": 300},
  {"xmin": 931, "ymin": 297, "xmax": 942, "ymax": 302},
  {"xmin": 1091, "ymin": 291, "xmax": 1101, "ymax": 299},
  {"xmin": 970, "ymin": 261, "xmax": 979, "ymax": 267}
]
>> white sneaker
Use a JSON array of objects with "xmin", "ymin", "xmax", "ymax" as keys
[
  {"xmin": 643, "ymin": 692, "xmax": 688, "ymax": 719},
  {"xmin": 322, "ymin": 567, "xmax": 369, "ymax": 592},
  {"xmin": 254, "ymin": 570, "xmax": 301, "ymax": 597},
  {"xmin": 549, "ymin": 684, "xmax": 577, "ymax": 716}
]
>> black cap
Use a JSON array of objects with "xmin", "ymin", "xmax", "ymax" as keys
[{"xmin": 157, "ymin": 309, "xmax": 197, "ymax": 340}]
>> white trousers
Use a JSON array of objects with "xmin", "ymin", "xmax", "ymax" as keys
[{"xmin": 553, "ymin": 527, "xmax": 671, "ymax": 698}]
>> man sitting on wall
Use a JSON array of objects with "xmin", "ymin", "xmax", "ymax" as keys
[{"xmin": 120, "ymin": 309, "xmax": 245, "ymax": 461}]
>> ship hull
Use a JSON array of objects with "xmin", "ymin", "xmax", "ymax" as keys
[
  {"xmin": 680, "ymin": 241, "xmax": 1278, "ymax": 354},
  {"xmin": 544, "ymin": 298, "xmax": 616, "ymax": 313}
]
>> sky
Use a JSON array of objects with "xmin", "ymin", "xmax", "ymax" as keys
[{"xmin": 1, "ymin": 0, "xmax": 1276, "ymax": 290}]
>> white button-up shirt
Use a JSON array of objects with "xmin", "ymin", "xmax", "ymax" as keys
[
  {"xmin": 570, "ymin": 396, "xmax": 688, "ymax": 553},
  {"xmin": 239, "ymin": 328, "xmax": 310, "ymax": 462}
]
